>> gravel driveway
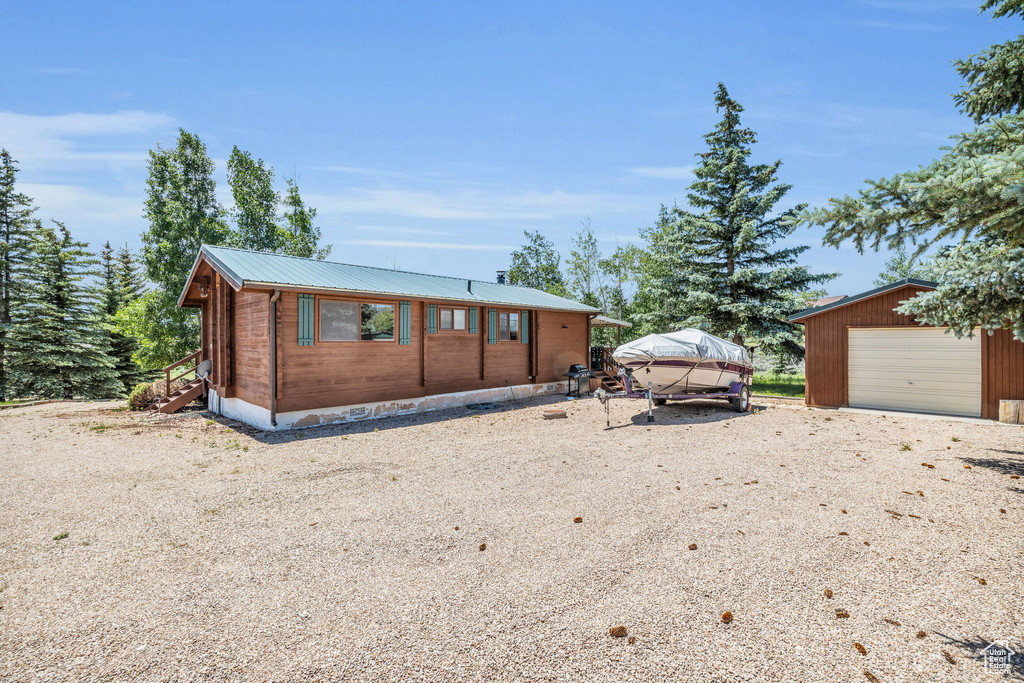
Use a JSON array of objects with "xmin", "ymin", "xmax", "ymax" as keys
[{"xmin": 0, "ymin": 397, "xmax": 1021, "ymax": 682}]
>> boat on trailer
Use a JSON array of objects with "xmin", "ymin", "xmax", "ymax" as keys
[{"xmin": 604, "ymin": 329, "xmax": 754, "ymax": 414}]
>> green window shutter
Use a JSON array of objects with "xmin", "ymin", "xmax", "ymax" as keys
[
  {"xmin": 468, "ymin": 306, "xmax": 478, "ymax": 334},
  {"xmin": 298, "ymin": 294, "xmax": 315, "ymax": 346},
  {"xmin": 399, "ymin": 301, "xmax": 411, "ymax": 345},
  {"xmin": 487, "ymin": 308, "xmax": 497, "ymax": 344},
  {"xmin": 427, "ymin": 304, "xmax": 437, "ymax": 333},
  {"xmin": 520, "ymin": 310, "xmax": 529, "ymax": 343}
]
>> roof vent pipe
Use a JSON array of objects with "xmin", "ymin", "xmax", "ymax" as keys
[
  {"xmin": 468, "ymin": 279, "xmax": 472, "ymax": 294},
  {"xmin": 496, "ymin": 270, "xmax": 507, "ymax": 285}
]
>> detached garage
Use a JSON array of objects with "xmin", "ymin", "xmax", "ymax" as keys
[{"xmin": 790, "ymin": 279, "xmax": 1024, "ymax": 419}]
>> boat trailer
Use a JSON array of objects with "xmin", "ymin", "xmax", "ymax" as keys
[{"xmin": 594, "ymin": 368, "xmax": 751, "ymax": 426}]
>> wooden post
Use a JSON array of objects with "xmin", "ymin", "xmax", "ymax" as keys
[{"xmin": 999, "ymin": 400, "xmax": 1024, "ymax": 424}]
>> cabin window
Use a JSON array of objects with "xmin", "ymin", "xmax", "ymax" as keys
[
  {"xmin": 439, "ymin": 307, "xmax": 467, "ymax": 331},
  {"xmin": 320, "ymin": 300, "xmax": 395, "ymax": 341},
  {"xmin": 498, "ymin": 312, "xmax": 519, "ymax": 341}
]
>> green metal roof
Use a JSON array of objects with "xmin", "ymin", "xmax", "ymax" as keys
[
  {"xmin": 787, "ymin": 278, "xmax": 938, "ymax": 322},
  {"xmin": 185, "ymin": 245, "xmax": 600, "ymax": 313}
]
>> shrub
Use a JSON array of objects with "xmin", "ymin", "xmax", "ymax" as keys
[
  {"xmin": 128, "ymin": 379, "xmax": 194, "ymax": 410},
  {"xmin": 128, "ymin": 382, "xmax": 159, "ymax": 411}
]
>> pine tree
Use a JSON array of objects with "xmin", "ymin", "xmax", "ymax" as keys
[
  {"xmin": 0, "ymin": 150, "xmax": 37, "ymax": 399},
  {"xmin": 99, "ymin": 242, "xmax": 148, "ymax": 392},
  {"xmin": 797, "ymin": 0, "xmax": 1024, "ymax": 339},
  {"xmin": 872, "ymin": 245, "xmax": 933, "ymax": 287},
  {"xmin": 642, "ymin": 84, "xmax": 835, "ymax": 357},
  {"xmin": 10, "ymin": 223, "xmax": 121, "ymax": 399}
]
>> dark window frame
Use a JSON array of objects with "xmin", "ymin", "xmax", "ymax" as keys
[
  {"xmin": 316, "ymin": 296, "xmax": 398, "ymax": 343},
  {"xmin": 498, "ymin": 311, "xmax": 520, "ymax": 342},
  {"xmin": 439, "ymin": 306, "xmax": 468, "ymax": 332}
]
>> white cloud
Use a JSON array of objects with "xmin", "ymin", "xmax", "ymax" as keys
[
  {"xmin": 357, "ymin": 226, "xmax": 455, "ymax": 236},
  {"xmin": 348, "ymin": 239, "xmax": 514, "ymax": 251},
  {"xmin": 310, "ymin": 187, "xmax": 645, "ymax": 221},
  {"xmin": 21, "ymin": 183, "xmax": 143, "ymax": 237},
  {"xmin": 628, "ymin": 166, "xmax": 696, "ymax": 180},
  {"xmin": 859, "ymin": 0, "xmax": 976, "ymax": 11},
  {"xmin": 318, "ymin": 165, "xmax": 410, "ymax": 178},
  {"xmin": 851, "ymin": 19, "xmax": 946, "ymax": 31},
  {"xmin": 35, "ymin": 67, "xmax": 88, "ymax": 75},
  {"xmin": 0, "ymin": 110, "xmax": 175, "ymax": 169}
]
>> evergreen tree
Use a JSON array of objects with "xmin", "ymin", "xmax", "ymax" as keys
[
  {"xmin": 99, "ymin": 242, "xmax": 148, "ymax": 392},
  {"xmin": 642, "ymin": 84, "xmax": 835, "ymax": 357},
  {"xmin": 116, "ymin": 244, "xmax": 145, "ymax": 303},
  {"xmin": 10, "ymin": 223, "xmax": 121, "ymax": 399},
  {"xmin": 281, "ymin": 178, "xmax": 331, "ymax": 259},
  {"xmin": 0, "ymin": 150, "xmax": 37, "ymax": 399},
  {"xmin": 872, "ymin": 245, "xmax": 933, "ymax": 287},
  {"xmin": 797, "ymin": 0, "xmax": 1024, "ymax": 340},
  {"xmin": 507, "ymin": 231, "xmax": 568, "ymax": 297}
]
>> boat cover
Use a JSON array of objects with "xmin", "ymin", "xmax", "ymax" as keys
[{"xmin": 612, "ymin": 329, "xmax": 751, "ymax": 366}]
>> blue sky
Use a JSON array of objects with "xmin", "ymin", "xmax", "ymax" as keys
[{"xmin": 1, "ymin": 0, "xmax": 1012, "ymax": 296}]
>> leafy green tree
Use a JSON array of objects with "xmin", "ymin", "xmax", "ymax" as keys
[
  {"xmin": 139, "ymin": 129, "xmax": 229, "ymax": 368},
  {"xmin": 565, "ymin": 219, "xmax": 602, "ymax": 308},
  {"xmin": 228, "ymin": 146, "xmax": 283, "ymax": 252},
  {"xmin": 114, "ymin": 290, "xmax": 199, "ymax": 369},
  {"xmin": 9, "ymin": 223, "xmax": 121, "ymax": 399},
  {"xmin": 99, "ymin": 242, "xmax": 148, "ymax": 392},
  {"xmin": 507, "ymin": 230, "xmax": 569, "ymax": 297},
  {"xmin": 796, "ymin": 0, "xmax": 1024, "ymax": 339},
  {"xmin": 143, "ymin": 129, "xmax": 230, "ymax": 294},
  {"xmin": 641, "ymin": 84, "xmax": 834, "ymax": 357},
  {"xmin": 281, "ymin": 178, "xmax": 330, "ymax": 259},
  {"xmin": 0, "ymin": 150, "xmax": 37, "ymax": 399},
  {"xmin": 872, "ymin": 245, "xmax": 934, "ymax": 287}
]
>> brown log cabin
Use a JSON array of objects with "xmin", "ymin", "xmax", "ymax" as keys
[{"xmin": 173, "ymin": 246, "xmax": 599, "ymax": 429}]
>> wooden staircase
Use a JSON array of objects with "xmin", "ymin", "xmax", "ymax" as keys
[
  {"xmin": 152, "ymin": 377, "xmax": 206, "ymax": 414},
  {"xmin": 591, "ymin": 346, "xmax": 626, "ymax": 393},
  {"xmin": 150, "ymin": 349, "xmax": 206, "ymax": 414},
  {"xmin": 593, "ymin": 370, "xmax": 625, "ymax": 393}
]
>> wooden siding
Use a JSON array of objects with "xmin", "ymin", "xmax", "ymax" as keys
[
  {"xmin": 802, "ymin": 284, "xmax": 1024, "ymax": 419},
  {"xmin": 803, "ymin": 284, "xmax": 924, "ymax": 410},
  {"xmin": 983, "ymin": 329, "xmax": 1024, "ymax": 418},
  {"xmin": 253, "ymin": 292, "xmax": 591, "ymax": 414},
  {"xmin": 536, "ymin": 310, "xmax": 589, "ymax": 383},
  {"xmin": 232, "ymin": 290, "xmax": 271, "ymax": 408}
]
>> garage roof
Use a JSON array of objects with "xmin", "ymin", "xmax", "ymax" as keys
[
  {"xmin": 181, "ymin": 245, "xmax": 600, "ymax": 313},
  {"xmin": 788, "ymin": 279, "xmax": 937, "ymax": 322}
]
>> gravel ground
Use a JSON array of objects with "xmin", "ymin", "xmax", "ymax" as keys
[{"xmin": 0, "ymin": 397, "xmax": 1021, "ymax": 682}]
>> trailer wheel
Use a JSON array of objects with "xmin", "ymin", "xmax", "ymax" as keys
[
  {"xmin": 731, "ymin": 385, "xmax": 750, "ymax": 413},
  {"xmin": 653, "ymin": 398, "xmax": 667, "ymax": 406}
]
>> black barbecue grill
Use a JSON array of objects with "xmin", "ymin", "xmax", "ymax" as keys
[{"xmin": 563, "ymin": 364, "xmax": 594, "ymax": 398}]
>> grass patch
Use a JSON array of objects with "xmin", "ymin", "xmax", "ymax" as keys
[
  {"xmin": 52, "ymin": 532, "xmax": 69, "ymax": 541},
  {"xmin": 0, "ymin": 399, "xmax": 34, "ymax": 406},
  {"xmin": 752, "ymin": 372, "xmax": 805, "ymax": 398}
]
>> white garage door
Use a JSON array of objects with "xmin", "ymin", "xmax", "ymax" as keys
[{"xmin": 848, "ymin": 327, "xmax": 981, "ymax": 417}]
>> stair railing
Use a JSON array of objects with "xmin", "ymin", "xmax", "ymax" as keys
[
  {"xmin": 163, "ymin": 350, "xmax": 203, "ymax": 397},
  {"xmin": 600, "ymin": 346, "xmax": 619, "ymax": 374}
]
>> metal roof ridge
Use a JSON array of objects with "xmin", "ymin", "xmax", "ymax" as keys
[
  {"xmin": 787, "ymin": 278, "xmax": 939, "ymax": 322},
  {"xmin": 201, "ymin": 243, "xmax": 530, "ymax": 288}
]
